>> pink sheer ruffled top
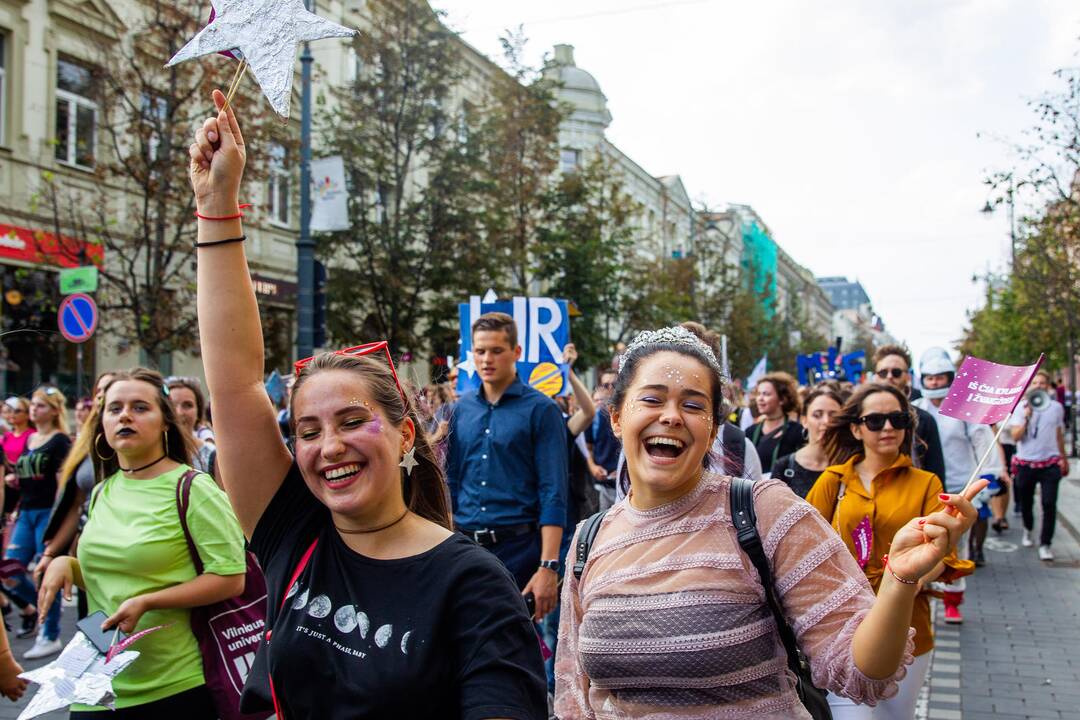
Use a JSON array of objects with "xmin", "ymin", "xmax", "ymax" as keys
[{"xmin": 554, "ymin": 473, "xmax": 914, "ymax": 719}]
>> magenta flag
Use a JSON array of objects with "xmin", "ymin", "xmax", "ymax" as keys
[{"xmin": 938, "ymin": 354, "xmax": 1045, "ymax": 425}]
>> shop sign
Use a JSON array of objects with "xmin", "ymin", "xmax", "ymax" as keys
[
  {"xmin": 0, "ymin": 225, "xmax": 104, "ymax": 269},
  {"xmin": 250, "ymin": 273, "xmax": 298, "ymax": 304},
  {"xmin": 60, "ymin": 266, "xmax": 99, "ymax": 294}
]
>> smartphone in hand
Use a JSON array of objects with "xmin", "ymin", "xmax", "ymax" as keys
[{"xmin": 76, "ymin": 611, "xmax": 127, "ymax": 655}]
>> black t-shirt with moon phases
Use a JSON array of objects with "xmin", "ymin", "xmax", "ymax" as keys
[{"xmin": 250, "ymin": 461, "xmax": 547, "ymax": 720}]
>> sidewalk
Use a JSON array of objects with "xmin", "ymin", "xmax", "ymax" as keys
[
  {"xmin": 2, "ymin": 477, "xmax": 1078, "ymax": 719},
  {"xmin": 920, "ymin": 463, "xmax": 1080, "ymax": 720},
  {"xmin": 0, "ymin": 598, "xmax": 77, "ymax": 720}
]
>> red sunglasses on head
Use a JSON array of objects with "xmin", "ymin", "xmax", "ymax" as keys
[{"xmin": 293, "ymin": 341, "xmax": 407, "ymax": 403}]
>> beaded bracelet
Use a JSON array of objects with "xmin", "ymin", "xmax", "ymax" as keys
[{"xmin": 882, "ymin": 554, "xmax": 918, "ymax": 585}]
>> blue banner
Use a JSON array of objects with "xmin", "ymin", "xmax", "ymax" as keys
[
  {"xmin": 797, "ymin": 347, "xmax": 866, "ymax": 385},
  {"xmin": 456, "ymin": 295, "xmax": 571, "ymax": 397}
]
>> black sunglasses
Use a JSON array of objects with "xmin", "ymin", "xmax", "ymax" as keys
[
  {"xmin": 876, "ymin": 368, "xmax": 906, "ymax": 379},
  {"xmin": 856, "ymin": 412, "xmax": 912, "ymax": 432}
]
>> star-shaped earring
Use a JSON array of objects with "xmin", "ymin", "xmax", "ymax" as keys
[
  {"xmin": 167, "ymin": 0, "xmax": 355, "ymax": 118},
  {"xmin": 399, "ymin": 447, "xmax": 419, "ymax": 476}
]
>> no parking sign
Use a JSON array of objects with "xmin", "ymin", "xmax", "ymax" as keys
[{"xmin": 57, "ymin": 293, "xmax": 98, "ymax": 344}]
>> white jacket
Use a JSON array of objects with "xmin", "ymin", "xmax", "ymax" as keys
[{"xmin": 914, "ymin": 398, "xmax": 1004, "ymax": 494}]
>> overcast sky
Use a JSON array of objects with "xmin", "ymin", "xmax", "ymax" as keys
[{"xmin": 436, "ymin": 0, "xmax": 1080, "ymax": 361}]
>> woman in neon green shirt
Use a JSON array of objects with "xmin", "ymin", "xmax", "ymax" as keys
[{"xmin": 38, "ymin": 368, "xmax": 247, "ymax": 718}]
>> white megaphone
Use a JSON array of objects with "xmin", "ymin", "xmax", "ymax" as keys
[{"xmin": 1027, "ymin": 388, "xmax": 1052, "ymax": 413}]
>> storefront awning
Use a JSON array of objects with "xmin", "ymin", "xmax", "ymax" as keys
[{"xmin": 0, "ymin": 225, "xmax": 104, "ymax": 268}]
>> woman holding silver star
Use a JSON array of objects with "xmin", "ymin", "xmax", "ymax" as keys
[
  {"xmin": 37, "ymin": 369, "xmax": 247, "ymax": 718},
  {"xmin": 189, "ymin": 90, "xmax": 547, "ymax": 719}
]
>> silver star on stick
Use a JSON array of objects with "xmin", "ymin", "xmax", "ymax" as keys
[
  {"xmin": 18, "ymin": 633, "xmax": 139, "ymax": 719},
  {"xmin": 167, "ymin": 0, "xmax": 355, "ymax": 118}
]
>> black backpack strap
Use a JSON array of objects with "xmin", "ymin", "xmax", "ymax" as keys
[
  {"xmin": 572, "ymin": 509, "xmax": 609, "ymax": 580},
  {"xmin": 729, "ymin": 476, "xmax": 802, "ymax": 677}
]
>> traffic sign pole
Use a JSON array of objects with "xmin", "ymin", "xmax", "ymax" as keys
[{"xmin": 58, "ymin": 294, "xmax": 98, "ymax": 401}]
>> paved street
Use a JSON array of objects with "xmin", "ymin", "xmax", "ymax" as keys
[
  {"xmin": 0, "ymin": 473, "xmax": 1077, "ymax": 718},
  {"xmin": 0, "ymin": 599, "xmax": 77, "ymax": 720},
  {"xmin": 920, "ymin": 464, "xmax": 1080, "ymax": 720}
]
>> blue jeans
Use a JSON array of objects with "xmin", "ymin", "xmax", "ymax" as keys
[
  {"xmin": 542, "ymin": 527, "xmax": 574, "ymax": 692},
  {"xmin": 4, "ymin": 507, "xmax": 60, "ymax": 640}
]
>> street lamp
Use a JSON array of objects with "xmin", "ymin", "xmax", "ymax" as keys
[{"xmin": 295, "ymin": 1, "xmax": 316, "ymax": 361}]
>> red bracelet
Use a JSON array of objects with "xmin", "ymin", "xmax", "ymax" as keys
[
  {"xmin": 195, "ymin": 203, "xmax": 251, "ymax": 221},
  {"xmin": 882, "ymin": 554, "xmax": 918, "ymax": 585}
]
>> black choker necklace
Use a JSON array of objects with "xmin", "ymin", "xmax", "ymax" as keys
[
  {"xmin": 119, "ymin": 454, "xmax": 168, "ymax": 474},
  {"xmin": 335, "ymin": 509, "xmax": 410, "ymax": 535}
]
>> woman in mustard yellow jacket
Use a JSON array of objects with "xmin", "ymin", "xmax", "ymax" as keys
[{"xmin": 807, "ymin": 383, "xmax": 973, "ymax": 720}]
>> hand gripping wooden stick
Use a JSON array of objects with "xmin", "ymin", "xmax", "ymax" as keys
[{"xmin": 223, "ymin": 59, "xmax": 247, "ymax": 113}]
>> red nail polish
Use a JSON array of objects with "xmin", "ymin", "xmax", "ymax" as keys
[
  {"xmin": 918, "ymin": 519, "xmax": 926, "ymax": 526},
  {"xmin": 939, "ymin": 494, "xmax": 950, "ymax": 501}
]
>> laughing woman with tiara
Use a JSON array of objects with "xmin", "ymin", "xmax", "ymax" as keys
[{"xmin": 554, "ymin": 326, "xmax": 986, "ymax": 719}]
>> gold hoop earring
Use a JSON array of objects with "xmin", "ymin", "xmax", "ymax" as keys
[{"xmin": 94, "ymin": 433, "xmax": 116, "ymax": 461}]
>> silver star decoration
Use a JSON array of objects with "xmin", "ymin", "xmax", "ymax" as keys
[
  {"xmin": 18, "ymin": 633, "xmax": 139, "ymax": 719},
  {"xmin": 399, "ymin": 446, "xmax": 419, "ymax": 476},
  {"xmin": 167, "ymin": 0, "xmax": 355, "ymax": 118}
]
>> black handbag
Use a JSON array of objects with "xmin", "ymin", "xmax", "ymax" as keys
[{"xmin": 730, "ymin": 476, "xmax": 833, "ymax": 720}]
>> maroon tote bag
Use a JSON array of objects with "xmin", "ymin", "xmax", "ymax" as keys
[{"xmin": 176, "ymin": 470, "xmax": 272, "ymax": 720}]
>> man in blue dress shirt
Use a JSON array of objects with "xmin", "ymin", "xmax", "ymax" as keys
[{"xmin": 447, "ymin": 312, "xmax": 568, "ymax": 621}]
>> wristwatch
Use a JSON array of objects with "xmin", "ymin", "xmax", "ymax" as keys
[{"xmin": 539, "ymin": 559, "xmax": 560, "ymax": 573}]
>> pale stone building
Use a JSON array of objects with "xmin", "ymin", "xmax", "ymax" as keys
[
  {"xmin": 542, "ymin": 44, "xmax": 698, "ymax": 262},
  {"xmin": 0, "ymin": 0, "xmax": 349, "ymax": 393}
]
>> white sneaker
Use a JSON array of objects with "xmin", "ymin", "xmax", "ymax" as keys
[
  {"xmin": 1022, "ymin": 530, "xmax": 1034, "ymax": 547},
  {"xmin": 1038, "ymin": 545, "xmax": 1054, "ymax": 562},
  {"xmin": 23, "ymin": 636, "xmax": 62, "ymax": 660}
]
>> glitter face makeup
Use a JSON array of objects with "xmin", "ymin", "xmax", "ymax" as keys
[
  {"xmin": 291, "ymin": 370, "xmax": 408, "ymax": 522},
  {"xmin": 612, "ymin": 351, "xmax": 718, "ymax": 510}
]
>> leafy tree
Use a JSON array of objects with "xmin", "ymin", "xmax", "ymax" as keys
[
  {"xmin": 611, "ymin": 256, "xmax": 696, "ymax": 347},
  {"xmin": 476, "ymin": 30, "xmax": 564, "ymax": 295},
  {"xmin": 29, "ymin": 0, "xmax": 278, "ymax": 366},
  {"xmin": 317, "ymin": 0, "xmax": 492, "ymax": 356},
  {"xmin": 536, "ymin": 151, "xmax": 639, "ymax": 369},
  {"xmin": 976, "ymin": 56, "xmax": 1080, "ymax": 385},
  {"xmin": 959, "ymin": 272, "xmax": 1056, "ymax": 366}
]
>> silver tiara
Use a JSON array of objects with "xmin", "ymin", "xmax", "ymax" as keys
[{"xmin": 618, "ymin": 326, "xmax": 726, "ymax": 378}]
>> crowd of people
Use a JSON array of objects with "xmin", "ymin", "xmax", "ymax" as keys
[{"xmin": 0, "ymin": 91, "xmax": 1063, "ymax": 719}]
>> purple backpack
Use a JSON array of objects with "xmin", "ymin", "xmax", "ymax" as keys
[{"xmin": 176, "ymin": 470, "xmax": 272, "ymax": 720}]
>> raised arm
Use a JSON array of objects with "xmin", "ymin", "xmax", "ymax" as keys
[
  {"xmin": 563, "ymin": 344, "xmax": 595, "ymax": 437},
  {"xmin": 191, "ymin": 89, "xmax": 292, "ymax": 537}
]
